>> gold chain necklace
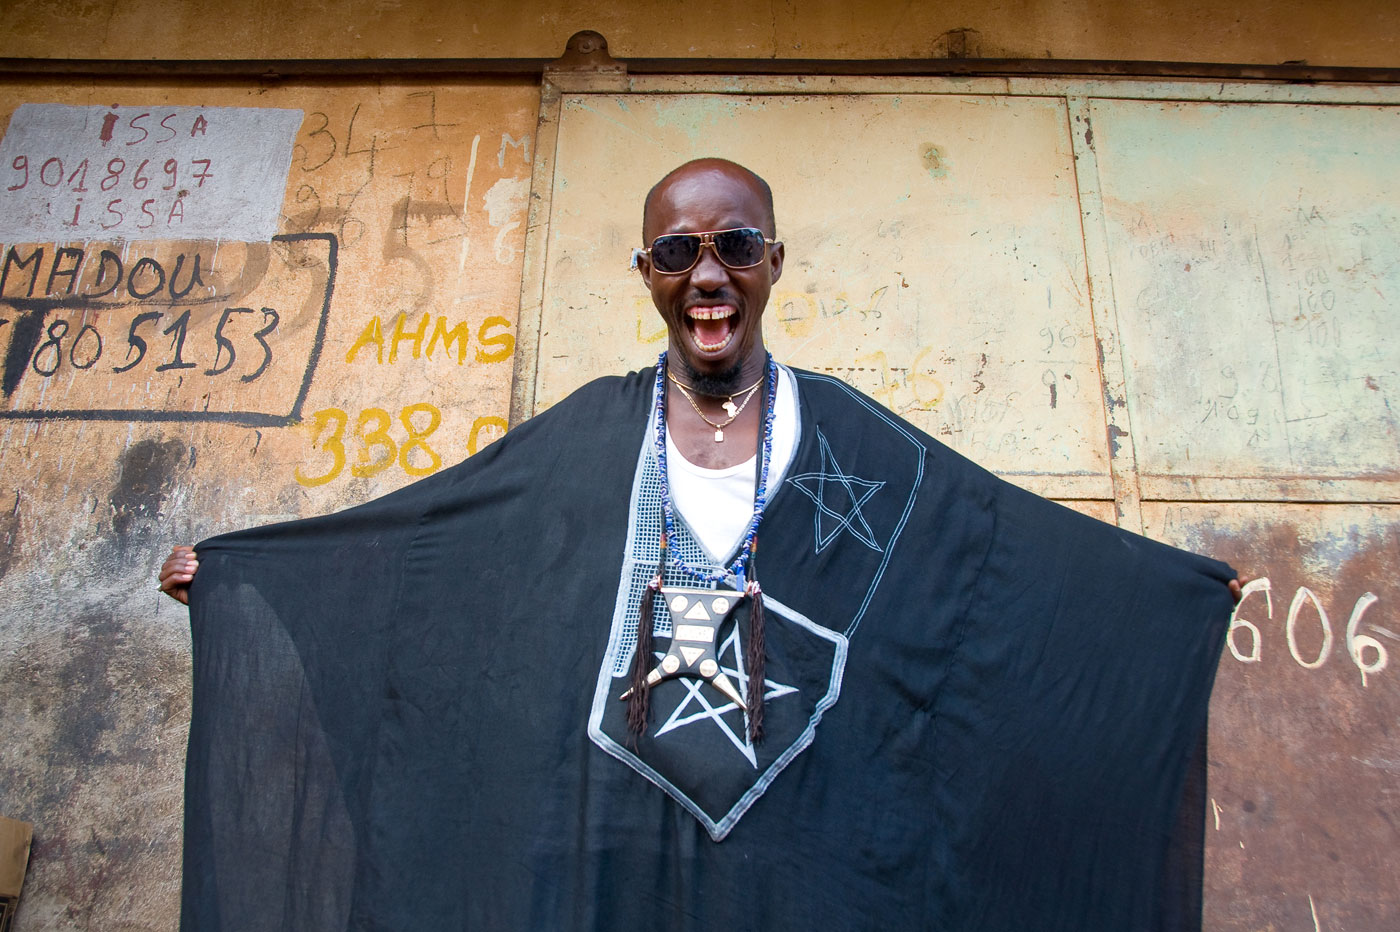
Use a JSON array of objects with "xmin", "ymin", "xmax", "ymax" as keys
[{"xmin": 667, "ymin": 371, "xmax": 764, "ymax": 442}]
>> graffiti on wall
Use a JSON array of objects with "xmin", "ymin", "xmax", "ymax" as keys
[
  {"xmin": 0, "ymin": 104, "xmax": 301, "ymax": 243},
  {"xmin": 0, "ymin": 235, "xmax": 335, "ymax": 424}
]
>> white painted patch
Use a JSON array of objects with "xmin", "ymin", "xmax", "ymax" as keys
[
  {"xmin": 482, "ymin": 175, "xmax": 527, "ymax": 227},
  {"xmin": 0, "ymin": 103, "xmax": 302, "ymax": 242}
]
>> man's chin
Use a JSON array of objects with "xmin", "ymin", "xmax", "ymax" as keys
[{"xmin": 674, "ymin": 352, "xmax": 745, "ymax": 396}]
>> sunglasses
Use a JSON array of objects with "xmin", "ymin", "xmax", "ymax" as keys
[{"xmin": 635, "ymin": 227, "xmax": 776, "ymax": 275}]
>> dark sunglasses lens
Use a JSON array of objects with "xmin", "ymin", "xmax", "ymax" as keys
[
  {"xmin": 650, "ymin": 235, "xmax": 701, "ymax": 273},
  {"xmin": 714, "ymin": 228, "xmax": 766, "ymax": 267}
]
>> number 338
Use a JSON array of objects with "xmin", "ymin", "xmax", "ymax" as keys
[{"xmin": 295, "ymin": 403, "xmax": 442, "ymax": 487}]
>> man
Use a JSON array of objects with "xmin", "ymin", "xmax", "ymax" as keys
[{"xmin": 164, "ymin": 159, "xmax": 1237, "ymax": 930}]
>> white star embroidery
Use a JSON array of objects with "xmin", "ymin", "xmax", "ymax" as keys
[
  {"xmin": 787, "ymin": 430, "xmax": 886, "ymax": 553},
  {"xmin": 652, "ymin": 623, "xmax": 798, "ymax": 768}
]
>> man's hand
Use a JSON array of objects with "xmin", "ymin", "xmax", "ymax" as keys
[
  {"xmin": 1228, "ymin": 575, "xmax": 1253, "ymax": 605},
  {"xmin": 159, "ymin": 545, "xmax": 198, "ymax": 605}
]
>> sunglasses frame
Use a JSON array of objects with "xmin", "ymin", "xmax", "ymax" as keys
[{"xmin": 633, "ymin": 227, "xmax": 778, "ymax": 275}]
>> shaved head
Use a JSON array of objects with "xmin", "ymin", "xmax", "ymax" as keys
[{"xmin": 643, "ymin": 158, "xmax": 776, "ymax": 240}]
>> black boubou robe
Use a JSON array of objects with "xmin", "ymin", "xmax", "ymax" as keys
[{"xmin": 182, "ymin": 366, "xmax": 1234, "ymax": 931}]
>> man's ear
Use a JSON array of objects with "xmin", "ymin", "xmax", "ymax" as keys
[
  {"xmin": 768, "ymin": 241, "xmax": 784, "ymax": 285},
  {"xmin": 637, "ymin": 253, "xmax": 654, "ymax": 288}
]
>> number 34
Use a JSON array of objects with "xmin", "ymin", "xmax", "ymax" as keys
[{"xmin": 295, "ymin": 403, "xmax": 441, "ymax": 487}]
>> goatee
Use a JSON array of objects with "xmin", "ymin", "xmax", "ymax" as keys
[{"xmin": 677, "ymin": 358, "xmax": 745, "ymax": 396}]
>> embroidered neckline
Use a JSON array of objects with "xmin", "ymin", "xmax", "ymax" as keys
[{"xmin": 652, "ymin": 351, "xmax": 777, "ymax": 589}]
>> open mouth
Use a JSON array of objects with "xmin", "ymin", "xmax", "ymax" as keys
[{"xmin": 686, "ymin": 305, "xmax": 737, "ymax": 353}]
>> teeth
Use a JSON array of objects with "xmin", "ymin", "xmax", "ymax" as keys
[
  {"xmin": 687, "ymin": 307, "xmax": 735, "ymax": 320},
  {"xmin": 695, "ymin": 332, "xmax": 733, "ymax": 352}
]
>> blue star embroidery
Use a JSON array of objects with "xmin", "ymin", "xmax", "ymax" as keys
[{"xmin": 786, "ymin": 430, "xmax": 886, "ymax": 553}]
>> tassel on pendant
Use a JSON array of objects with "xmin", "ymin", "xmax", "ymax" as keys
[
  {"xmin": 627, "ymin": 533, "xmax": 668, "ymax": 737},
  {"xmin": 744, "ymin": 577, "xmax": 767, "ymax": 744}
]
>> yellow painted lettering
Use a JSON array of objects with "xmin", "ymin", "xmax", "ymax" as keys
[
  {"xmin": 345, "ymin": 316, "xmax": 384, "ymax": 364},
  {"xmin": 474, "ymin": 316, "xmax": 514, "ymax": 363},
  {"xmin": 399, "ymin": 403, "xmax": 442, "ymax": 476},
  {"xmin": 350, "ymin": 407, "xmax": 396, "ymax": 477},
  {"xmin": 427, "ymin": 316, "xmax": 471, "ymax": 364},
  {"xmin": 467, "ymin": 415, "xmax": 508, "ymax": 454},
  {"xmin": 294, "ymin": 408, "xmax": 348, "ymax": 487},
  {"xmin": 389, "ymin": 312, "xmax": 429, "ymax": 363}
]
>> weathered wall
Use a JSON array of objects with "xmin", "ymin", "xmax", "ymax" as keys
[
  {"xmin": 0, "ymin": 0, "xmax": 1397, "ymax": 67},
  {"xmin": 1, "ymin": 4, "xmax": 1398, "ymax": 926},
  {"xmin": 0, "ymin": 78, "xmax": 537, "ymax": 930},
  {"xmin": 522, "ymin": 74, "xmax": 1400, "ymax": 930}
]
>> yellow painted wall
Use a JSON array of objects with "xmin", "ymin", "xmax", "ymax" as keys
[{"xmin": 0, "ymin": 0, "xmax": 1397, "ymax": 68}]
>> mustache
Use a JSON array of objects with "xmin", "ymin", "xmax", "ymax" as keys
[{"xmin": 684, "ymin": 288, "xmax": 740, "ymax": 308}]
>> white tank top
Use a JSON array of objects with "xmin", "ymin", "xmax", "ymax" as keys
[{"xmin": 665, "ymin": 365, "xmax": 799, "ymax": 559}]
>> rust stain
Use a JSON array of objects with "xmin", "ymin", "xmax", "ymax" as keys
[
  {"xmin": 1147, "ymin": 503, "xmax": 1400, "ymax": 932},
  {"xmin": 919, "ymin": 142, "xmax": 949, "ymax": 180}
]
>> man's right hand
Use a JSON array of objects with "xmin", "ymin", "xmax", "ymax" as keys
[{"xmin": 159, "ymin": 545, "xmax": 199, "ymax": 605}]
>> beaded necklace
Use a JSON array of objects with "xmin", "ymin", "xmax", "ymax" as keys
[
  {"xmin": 628, "ymin": 350, "xmax": 777, "ymax": 741},
  {"xmin": 651, "ymin": 350, "xmax": 778, "ymax": 589}
]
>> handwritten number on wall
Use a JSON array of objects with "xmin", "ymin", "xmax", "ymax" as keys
[
  {"xmin": 1230, "ymin": 578, "xmax": 1388, "ymax": 686},
  {"xmin": 295, "ymin": 403, "xmax": 447, "ymax": 487},
  {"xmin": 24, "ymin": 308, "xmax": 279, "ymax": 380},
  {"xmin": 112, "ymin": 312, "xmax": 160, "ymax": 374}
]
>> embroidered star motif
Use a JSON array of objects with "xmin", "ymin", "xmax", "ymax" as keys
[
  {"xmin": 786, "ymin": 430, "xmax": 886, "ymax": 553},
  {"xmin": 651, "ymin": 623, "xmax": 798, "ymax": 768}
]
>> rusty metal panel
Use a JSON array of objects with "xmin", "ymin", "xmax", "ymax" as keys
[
  {"xmin": 1145, "ymin": 502, "xmax": 1399, "ymax": 932},
  {"xmin": 1091, "ymin": 99, "xmax": 1400, "ymax": 501},
  {"xmin": 0, "ymin": 79, "xmax": 537, "ymax": 931},
  {"xmin": 531, "ymin": 91, "xmax": 1112, "ymax": 500}
]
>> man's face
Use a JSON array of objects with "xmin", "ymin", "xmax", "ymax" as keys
[{"xmin": 639, "ymin": 164, "xmax": 784, "ymax": 388}]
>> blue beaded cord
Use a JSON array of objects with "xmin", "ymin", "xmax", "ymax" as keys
[{"xmin": 652, "ymin": 350, "xmax": 778, "ymax": 590}]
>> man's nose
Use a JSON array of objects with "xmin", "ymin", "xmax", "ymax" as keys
[{"xmin": 689, "ymin": 243, "xmax": 729, "ymax": 289}]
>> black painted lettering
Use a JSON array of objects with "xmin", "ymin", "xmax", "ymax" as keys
[
  {"xmin": 2, "ymin": 309, "xmax": 48, "ymax": 397},
  {"xmin": 155, "ymin": 309, "xmax": 196, "ymax": 371},
  {"xmin": 31, "ymin": 320, "xmax": 68, "ymax": 376},
  {"xmin": 206, "ymin": 307, "xmax": 253, "ymax": 375},
  {"xmin": 87, "ymin": 250, "xmax": 123, "ymax": 298},
  {"xmin": 112, "ymin": 311, "xmax": 160, "ymax": 374},
  {"xmin": 1, "ymin": 247, "xmax": 44, "ymax": 298},
  {"xmin": 127, "ymin": 257, "xmax": 166, "ymax": 300},
  {"xmin": 45, "ymin": 247, "xmax": 85, "ymax": 296},
  {"xmin": 167, "ymin": 253, "xmax": 206, "ymax": 301},
  {"xmin": 241, "ymin": 308, "xmax": 278, "ymax": 382},
  {"xmin": 69, "ymin": 323, "xmax": 102, "ymax": 369}
]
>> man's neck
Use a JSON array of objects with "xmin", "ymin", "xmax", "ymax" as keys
[{"xmin": 665, "ymin": 353, "xmax": 768, "ymax": 470}]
